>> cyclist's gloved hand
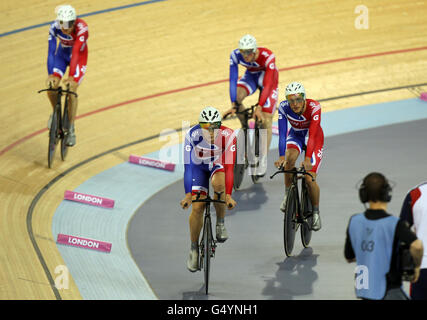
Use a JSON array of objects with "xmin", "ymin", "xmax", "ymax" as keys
[
  {"xmin": 274, "ymin": 156, "xmax": 286, "ymax": 169},
  {"xmin": 46, "ymin": 75, "xmax": 59, "ymax": 89},
  {"xmin": 253, "ymin": 105, "xmax": 264, "ymax": 124},
  {"xmin": 225, "ymin": 194, "xmax": 236, "ymax": 210},
  {"xmin": 180, "ymin": 193, "xmax": 192, "ymax": 209},
  {"xmin": 301, "ymin": 157, "xmax": 312, "ymax": 171},
  {"xmin": 62, "ymin": 77, "xmax": 77, "ymax": 90}
]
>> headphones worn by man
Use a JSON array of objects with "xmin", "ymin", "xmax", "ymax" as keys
[{"xmin": 359, "ymin": 172, "xmax": 392, "ymax": 203}]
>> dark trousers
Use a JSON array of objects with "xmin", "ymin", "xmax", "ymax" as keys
[{"xmin": 411, "ymin": 269, "xmax": 427, "ymax": 300}]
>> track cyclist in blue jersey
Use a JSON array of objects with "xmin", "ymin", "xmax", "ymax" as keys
[
  {"xmin": 45, "ymin": 5, "xmax": 89, "ymax": 146},
  {"xmin": 180, "ymin": 107, "xmax": 237, "ymax": 272}
]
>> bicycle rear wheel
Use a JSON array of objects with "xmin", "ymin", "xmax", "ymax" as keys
[
  {"xmin": 48, "ymin": 105, "xmax": 61, "ymax": 168},
  {"xmin": 248, "ymin": 127, "xmax": 261, "ymax": 183},
  {"xmin": 60, "ymin": 102, "xmax": 69, "ymax": 161},
  {"xmin": 233, "ymin": 129, "xmax": 246, "ymax": 190},
  {"xmin": 300, "ymin": 180, "xmax": 313, "ymax": 248},
  {"xmin": 284, "ymin": 186, "xmax": 297, "ymax": 256},
  {"xmin": 203, "ymin": 215, "xmax": 212, "ymax": 294}
]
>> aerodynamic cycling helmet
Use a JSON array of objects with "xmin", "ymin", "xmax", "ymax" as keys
[
  {"xmin": 238, "ymin": 34, "xmax": 257, "ymax": 53},
  {"xmin": 199, "ymin": 106, "xmax": 222, "ymax": 123},
  {"xmin": 56, "ymin": 5, "xmax": 76, "ymax": 28},
  {"xmin": 285, "ymin": 81, "xmax": 306, "ymax": 99}
]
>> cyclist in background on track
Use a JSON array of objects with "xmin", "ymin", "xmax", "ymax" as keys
[
  {"xmin": 180, "ymin": 106, "xmax": 237, "ymax": 272},
  {"xmin": 400, "ymin": 181, "xmax": 427, "ymax": 300},
  {"xmin": 223, "ymin": 34, "xmax": 279, "ymax": 176},
  {"xmin": 45, "ymin": 4, "xmax": 89, "ymax": 147},
  {"xmin": 274, "ymin": 82, "xmax": 324, "ymax": 231}
]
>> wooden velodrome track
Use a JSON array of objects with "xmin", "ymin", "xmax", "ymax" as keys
[{"xmin": 0, "ymin": 0, "xmax": 426, "ymax": 300}]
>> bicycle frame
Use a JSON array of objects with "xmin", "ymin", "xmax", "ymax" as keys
[
  {"xmin": 192, "ymin": 191, "xmax": 226, "ymax": 294},
  {"xmin": 224, "ymin": 105, "xmax": 262, "ymax": 187},
  {"xmin": 38, "ymin": 86, "xmax": 77, "ymax": 168}
]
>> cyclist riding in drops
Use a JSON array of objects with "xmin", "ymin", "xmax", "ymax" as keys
[
  {"xmin": 274, "ymin": 82, "xmax": 324, "ymax": 231},
  {"xmin": 180, "ymin": 106, "xmax": 237, "ymax": 272},
  {"xmin": 223, "ymin": 34, "xmax": 279, "ymax": 175},
  {"xmin": 45, "ymin": 4, "xmax": 89, "ymax": 147}
]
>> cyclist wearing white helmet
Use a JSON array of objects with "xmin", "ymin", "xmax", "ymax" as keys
[
  {"xmin": 224, "ymin": 34, "xmax": 279, "ymax": 175},
  {"xmin": 275, "ymin": 82, "xmax": 325, "ymax": 231},
  {"xmin": 181, "ymin": 106, "xmax": 237, "ymax": 272},
  {"xmin": 45, "ymin": 4, "xmax": 89, "ymax": 147}
]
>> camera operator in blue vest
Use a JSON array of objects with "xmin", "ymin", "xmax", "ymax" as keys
[{"xmin": 344, "ymin": 172, "xmax": 424, "ymax": 300}]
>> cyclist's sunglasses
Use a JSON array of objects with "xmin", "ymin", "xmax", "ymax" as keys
[
  {"xmin": 58, "ymin": 20, "xmax": 75, "ymax": 29},
  {"xmin": 286, "ymin": 93, "xmax": 305, "ymax": 105},
  {"xmin": 239, "ymin": 49, "xmax": 255, "ymax": 56},
  {"xmin": 199, "ymin": 121, "xmax": 221, "ymax": 130}
]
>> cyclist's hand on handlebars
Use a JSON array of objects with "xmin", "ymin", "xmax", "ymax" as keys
[
  {"xmin": 253, "ymin": 105, "xmax": 264, "ymax": 124},
  {"xmin": 301, "ymin": 156, "xmax": 312, "ymax": 171},
  {"xmin": 225, "ymin": 194, "xmax": 236, "ymax": 210},
  {"xmin": 223, "ymin": 107, "xmax": 236, "ymax": 119},
  {"xmin": 46, "ymin": 75, "xmax": 59, "ymax": 89},
  {"xmin": 274, "ymin": 156, "xmax": 286, "ymax": 169},
  {"xmin": 180, "ymin": 193, "xmax": 192, "ymax": 209},
  {"xmin": 62, "ymin": 77, "xmax": 77, "ymax": 90}
]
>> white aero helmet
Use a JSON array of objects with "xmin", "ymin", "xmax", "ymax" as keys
[
  {"xmin": 199, "ymin": 106, "xmax": 222, "ymax": 123},
  {"xmin": 56, "ymin": 5, "xmax": 76, "ymax": 28},
  {"xmin": 285, "ymin": 81, "xmax": 306, "ymax": 99},
  {"xmin": 238, "ymin": 34, "xmax": 257, "ymax": 53}
]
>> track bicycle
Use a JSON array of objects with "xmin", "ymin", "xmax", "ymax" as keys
[
  {"xmin": 270, "ymin": 166, "xmax": 315, "ymax": 256},
  {"xmin": 224, "ymin": 105, "xmax": 263, "ymax": 189},
  {"xmin": 192, "ymin": 191, "xmax": 227, "ymax": 295},
  {"xmin": 38, "ymin": 86, "xmax": 77, "ymax": 168}
]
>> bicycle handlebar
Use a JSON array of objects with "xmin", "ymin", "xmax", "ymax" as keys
[
  {"xmin": 190, "ymin": 191, "xmax": 235, "ymax": 208},
  {"xmin": 270, "ymin": 166, "xmax": 315, "ymax": 181},
  {"xmin": 223, "ymin": 104, "xmax": 257, "ymax": 120},
  {"xmin": 38, "ymin": 87, "xmax": 78, "ymax": 97}
]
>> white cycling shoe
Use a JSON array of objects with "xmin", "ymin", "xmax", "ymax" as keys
[
  {"xmin": 311, "ymin": 211, "xmax": 322, "ymax": 231},
  {"xmin": 216, "ymin": 223, "xmax": 228, "ymax": 243},
  {"xmin": 187, "ymin": 249, "xmax": 199, "ymax": 272},
  {"xmin": 65, "ymin": 125, "xmax": 76, "ymax": 147},
  {"xmin": 280, "ymin": 193, "xmax": 288, "ymax": 213}
]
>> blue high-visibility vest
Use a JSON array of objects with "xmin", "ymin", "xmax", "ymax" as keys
[{"xmin": 348, "ymin": 213, "xmax": 399, "ymax": 299}]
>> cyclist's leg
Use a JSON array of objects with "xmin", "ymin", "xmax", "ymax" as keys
[
  {"xmin": 187, "ymin": 164, "xmax": 209, "ymax": 271},
  {"xmin": 46, "ymin": 76, "xmax": 61, "ymax": 110},
  {"xmin": 210, "ymin": 167, "xmax": 228, "ymax": 242},
  {"xmin": 258, "ymin": 86, "xmax": 278, "ymax": 153},
  {"xmin": 65, "ymin": 53, "xmax": 87, "ymax": 146},
  {"xmin": 211, "ymin": 169, "xmax": 226, "ymax": 219},
  {"xmin": 280, "ymin": 134, "xmax": 302, "ymax": 211},
  {"xmin": 189, "ymin": 164, "xmax": 210, "ymax": 244},
  {"xmin": 304, "ymin": 135, "xmax": 324, "ymax": 230},
  {"xmin": 235, "ymin": 72, "xmax": 257, "ymax": 126},
  {"xmin": 47, "ymin": 49, "xmax": 68, "ymax": 111},
  {"xmin": 284, "ymin": 134, "xmax": 303, "ymax": 188}
]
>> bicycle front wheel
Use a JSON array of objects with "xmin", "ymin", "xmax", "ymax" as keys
[
  {"xmin": 60, "ymin": 103, "xmax": 69, "ymax": 161},
  {"xmin": 203, "ymin": 216, "xmax": 212, "ymax": 294},
  {"xmin": 284, "ymin": 186, "xmax": 297, "ymax": 256},
  {"xmin": 48, "ymin": 106, "xmax": 60, "ymax": 168},
  {"xmin": 300, "ymin": 181, "xmax": 313, "ymax": 248}
]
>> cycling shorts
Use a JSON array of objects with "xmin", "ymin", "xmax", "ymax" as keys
[
  {"xmin": 52, "ymin": 46, "xmax": 87, "ymax": 85},
  {"xmin": 190, "ymin": 163, "xmax": 224, "ymax": 195},
  {"xmin": 286, "ymin": 128, "xmax": 324, "ymax": 174},
  {"xmin": 237, "ymin": 71, "xmax": 278, "ymax": 114}
]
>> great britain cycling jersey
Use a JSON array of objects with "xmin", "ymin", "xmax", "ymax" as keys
[
  {"xmin": 229, "ymin": 47, "xmax": 279, "ymax": 114},
  {"xmin": 47, "ymin": 18, "xmax": 88, "ymax": 84},
  {"xmin": 400, "ymin": 182, "xmax": 427, "ymax": 269},
  {"xmin": 184, "ymin": 125, "xmax": 237, "ymax": 196},
  {"xmin": 277, "ymin": 98, "xmax": 324, "ymax": 173}
]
